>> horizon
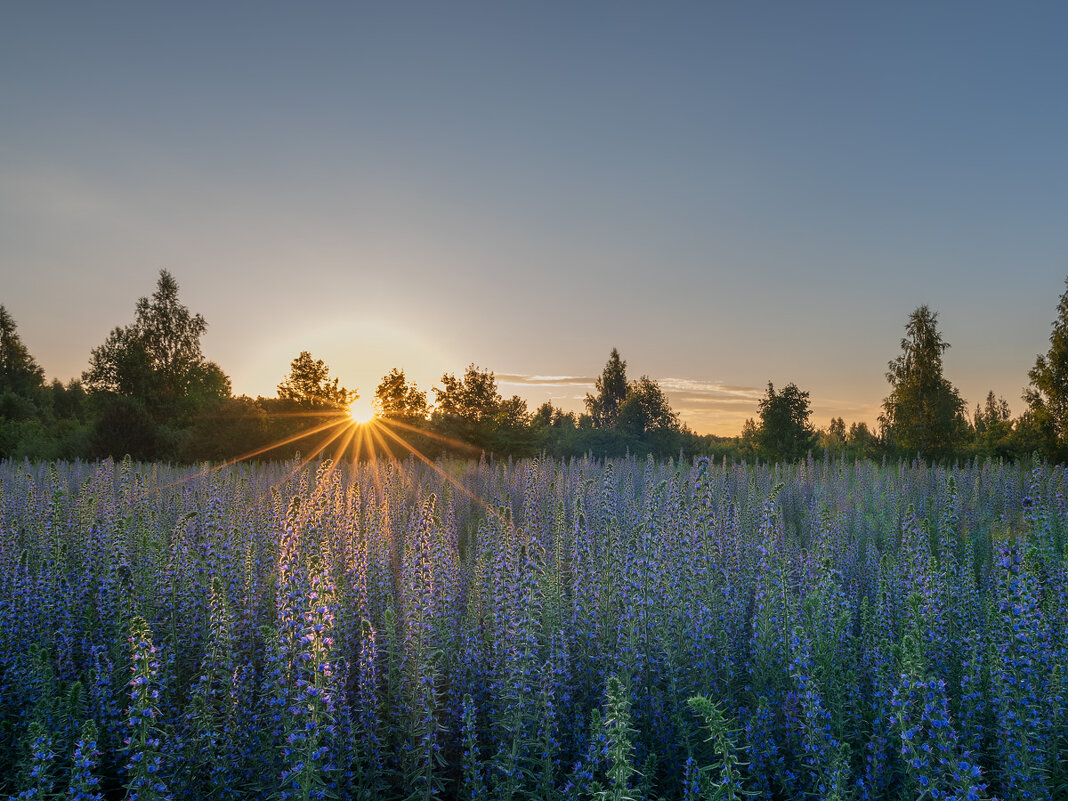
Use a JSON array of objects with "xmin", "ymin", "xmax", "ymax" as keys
[{"xmin": 4, "ymin": 3, "xmax": 1067, "ymax": 435}]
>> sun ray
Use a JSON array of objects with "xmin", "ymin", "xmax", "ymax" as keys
[
  {"xmin": 361, "ymin": 425, "xmax": 389, "ymax": 516},
  {"xmin": 380, "ymin": 417, "xmax": 483, "ymax": 454},
  {"xmin": 353, "ymin": 422, "xmax": 367, "ymax": 463},
  {"xmin": 323, "ymin": 422, "xmax": 358, "ymax": 484},
  {"xmin": 255, "ymin": 410, "xmax": 351, "ymax": 419},
  {"xmin": 270, "ymin": 420, "xmax": 354, "ymax": 493},
  {"xmin": 132, "ymin": 416, "xmax": 352, "ymax": 501},
  {"xmin": 375, "ymin": 420, "xmax": 501, "ymax": 519},
  {"xmin": 366, "ymin": 423, "xmax": 394, "ymax": 465}
]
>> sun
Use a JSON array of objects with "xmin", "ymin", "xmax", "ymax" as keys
[{"xmin": 347, "ymin": 398, "xmax": 375, "ymax": 424}]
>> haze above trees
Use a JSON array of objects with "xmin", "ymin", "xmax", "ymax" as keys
[{"xmin": 2, "ymin": 270, "xmax": 1068, "ymax": 464}]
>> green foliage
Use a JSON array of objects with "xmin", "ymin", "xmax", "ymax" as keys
[
  {"xmin": 83, "ymin": 270, "xmax": 229, "ymax": 420},
  {"xmin": 180, "ymin": 395, "xmax": 270, "ymax": 461},
  {"xmin": 687, "ymin": 696, "xmax": 750, "ymax": 801},
  {"xmin": 17, "ymin": 720, "xmax": 56, "ymax": 800},
  {"xmin": 756, "ymin": 382, "xmax": 814, "ymax": 463},
  {"xmin": 277, "ymin": 350, "xmax": 354, "ymax": 409},
  {"xmin": 430, "ymin": 364, "xmax": 506, "ymax": 451},
  {"xmin": 597, "ymin": 676, "xmax": 638, "ymax": 801},
  {"xmin": 375, "ymin": 368, "xmax": 429, "ymax": 422},
  {"xmin": 0, "ymin": 311, "xmax": 91, "ymax": 459},
  {"xmin": 882, "ymin": 306, "xmax": 966, "ymax": 460},
  {"xmin": 123, "ymin": 615, "xmax": 170, "ymax": 801},
  {"xmin": 79, "ymin": 270, "xmax": 230, "ymax": 459},
  {"xmin": 1025, "ymin": 274, "xmax": 1068, "ymax": 461},
  {"xmin": 617, "ymin": 376, "xmax": 680, "ymax": 437},
  {"xmin": 433, "ymin": 364, "xmax": 501, "ymax": 424},
  {"xmin": 0, "ymin": 306, "xmax": 45, "ymax": 397},
  {"xmin": 181, "ymin": 576, "xmax": 238, "ymax": 797},
  {"xmin": 586, "ymin": 349, "xmax": 629, "ymax": 429},
  {"xmin": 6, "ymin": 276, "xmax": 1065, "ymax": 465}
]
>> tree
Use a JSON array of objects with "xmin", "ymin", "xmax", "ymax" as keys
[
  {"xmin": 1025, "ymin": 276, "xmax": 1068, "ymax": 459},
  {"xmin": 756, "ymin": 382, "xmax": 815, "ymax": 463},
  {"xmin": 828, "ymin": 417, "xmax": 847, "ymax": 443},
  {"xmin": 881, "ymin": 306, "xmax": 965, "ymax": 460},
  {"xmin": 616, "ymin": 376, "xmax": 680, "ymax": 436},
  {"xmin": 432, "ymin": 364, "xmax": 501, "ymax": 424},
  {"xmin": 974, "ymin": 391, "xmax": 1011, "ymax": 434},
  {"xmin": 847, "ymin": 421, "xmax": 877, "ymax": 460},
  {"xmin": 818, "ymin": 417, "xmax": 847, "ymax": 459},
  {"xmin": 429, "ymin": 364, "xmax": 503, "ymax": 451},
  {"xmin": 585, "ymin": 348, "xmax": 629, "ymax": 428},
  {"xmin": 973, "ymin": 391, "xmax": 1015, "ymax": 460},
  {"xmin": 374, "ymin": 368, "xmax": 428, "ymax": 422},
  {"xmin": 532, "ymin": 401, "xmax": 577, "ymax": 430},
  {"xmin": 277, "ymin": 351, "xmax": 354, "ymax": 408},
  {"xmin": 83, "ymin": 270, "xmax": 230, "ymax": 419},
  {"xmin": 0, "ymin": 306, "xmax": 45, "ymax": 397}
]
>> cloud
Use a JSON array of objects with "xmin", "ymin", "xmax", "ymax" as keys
[
  {"xmin": 497, "ymin": 374, "xmax": 596, "ymax": 388},
  {"xmin": 655, "ymin": 378, "xmax": 763, "ymax": 401},
  {"xmin": 496, "ymin": 373, "xmax": 879, "ymax": 434},
  {"xmin": 497, "ymin": 373, "xmax": 763, "ymax": 427}
]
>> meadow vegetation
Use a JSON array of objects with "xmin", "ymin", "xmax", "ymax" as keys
[{"xmin": 0, "ymin": 454, "xmax": 1064, "ymax": 799}]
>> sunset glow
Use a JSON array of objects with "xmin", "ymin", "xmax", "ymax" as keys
[{"xmin": 347, "ymin": 397, "xmax": 375, "ymax": 424}]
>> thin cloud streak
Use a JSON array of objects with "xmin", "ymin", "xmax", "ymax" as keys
[
  {"xmin": 500, "ymin": 372, "xmax": 883, "ymax": 434},
  {"xmin": 497, "ymin": 374, "xmax": 596, "ymax": 387}
]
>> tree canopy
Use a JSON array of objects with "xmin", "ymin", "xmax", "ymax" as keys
[
  {"xmin": 617, "ymin": 376, "xmax": 680, "ymax": 436},
  {"xmin": 1025, "ymin": 276, "xmax": 1068, "ymax": 460},
  {"xmin": 82, "ymin": 270, "xmax": 229, "ymax": 420},
  {"xmin": 12, "ymin": 269, "xmax": 1068, "ymax": 465},
  {"xmin": 277, "ymin": 351, "xmax": 354, "ymax": 409},
  {"xmin": 585, "ymin": 348, "xmax": 628, "ymax": 428},
  {"xmin": 0, "ymin": 306, "xmax": 45, "ymax": 397},
  {"xmin": 881, "ymin": 306, "xmax": 965, "ymax": 460},
  {"xmin": 433, "ymin": 365, "xmax": 502, "ymax": 425},
  {"xmin": 756, "ymin": 381, "xmax": 814, "ymax": 463},
  {"xmin": 374, "ymin": 368, "xmax": 429, "ymax": 422}
]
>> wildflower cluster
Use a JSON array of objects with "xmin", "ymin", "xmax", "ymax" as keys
[{"xmin": 0, "ymin": 455, "xmax": 1065, "ymax": 800}]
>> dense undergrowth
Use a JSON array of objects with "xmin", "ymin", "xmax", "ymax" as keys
[{"xmin": 0, "ymin": 454, "xmax": 1065, "ymax": 800}]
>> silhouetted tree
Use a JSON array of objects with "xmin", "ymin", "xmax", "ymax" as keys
[
  {"xmin": 432, "ymin": 365, "xmax": 501, "ymax": 424},
  {"xmin": 1025, "ymin": 276, "xmax": 1068, "ymax": 460},
  {"xmin": 818, "ymin": 417, "xmax": 847, "ymax": 459},
  {"xmin": 277, "ymin": 351, "xmax": 354, "ymax": 409},
  {"xmin": 495, "ymin": 395, "xmax": 529, "ymax": 429},
  {"xmin": 881, "ymin": 306, "xmax": 965, "ymax": 460},
  {"xmin": 532, "ymin": 401, "xmax": 554, "ymax": 429},
  {"xmin": 617, "ymin": 376, "xmax": 679, "ymax": 436},
  {"xmin": 972, "ymin": 391, "xmax": 1014, "ymax": 459},
  {"xmin": 83, "ymin": 271, "xmax": 230, "ymax": 420},
  {"xmin": 847, "ymin": 421, "xmax": 877, "ymax": 460},
  {"xmin": 0, "ymin": 306, "xmax": 45, "ymax": 397},
  {"xmin": 374, "ymin": 368, "xmax": 428, "ymax": 423},
  {"xmin": 81, "ymin": 271, "xmax": 230, "ymax": 457},
  {"xmin": 756, "ymin": 382, "xmax": 814, "ymax": 462},
  {"xmin": 585, "ymin": 348, "xmax": 628, "ymax": 428},
  {"xmin": 532, "ymin": 401, "xmax": 577, "ymax": 430},
  {"xmin": 431, "ymin": 364, "xmax": 502, "ymax": 450},
  {"xmin": 828, "ymin": 417, "xmax": 846, "ymax": 442}
]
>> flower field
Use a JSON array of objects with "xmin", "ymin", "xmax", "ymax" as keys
[{"xmin": 1, "ymin": 454, "xmax": 1065, "ymax": 800}]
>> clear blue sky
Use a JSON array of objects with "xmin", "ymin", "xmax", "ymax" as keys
[{"xmin": 3, "ymin": 2, "xmax": 1067, "ymax": 433}]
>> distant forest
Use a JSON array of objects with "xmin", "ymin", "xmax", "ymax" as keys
[{"xmin": 3, "ymin": 270, "xmax": 1068, "ymax": 465}]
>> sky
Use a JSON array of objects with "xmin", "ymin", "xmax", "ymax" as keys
[{"xmin": 2, "ymin": 2, "xmax": 1067, "ymax": 435}]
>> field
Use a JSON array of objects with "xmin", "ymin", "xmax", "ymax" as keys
[{"xmin": 0, "ymin": 454, "xmax": 1064, "ymax": 800}]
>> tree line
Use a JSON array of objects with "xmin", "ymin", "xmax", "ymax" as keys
[{"xmin": 3, "ymin": 270, "xmax": 1068, "ymax": 464}]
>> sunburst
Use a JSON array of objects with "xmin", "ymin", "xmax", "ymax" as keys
[{"xmin": 347, "ymin": 397, "xmax": 376, "ymax": 424}]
